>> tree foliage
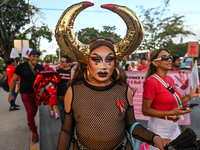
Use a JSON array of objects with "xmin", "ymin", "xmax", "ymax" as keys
[
  {"xmin": 137, "ymin": 3, "xmax": 195, "ymax": 51},
  {"xmin": 77, "ymin": 25, "xmax": 122, "ymax": 44},
  {"xmin": 77, "ymin": 27, "xmax": 99, "ymax": 44},
  {"xmin": 99, "ymin": 26, "xmax": 121, "ymax": 43},
  {"xmin": 43, "ymin": 48, "xmax": 66, "ymax": 63},
  {"xmin": 43, "ymin": 54, "xmax": 57, "ymax": 63},
  {"xmin": 18, "ymin": 25, "xmax": 52, "ymax": 51},
  {"xmin": 55, "ymin": 48, "xmax": 66, "ymax": 58},
  {"xmin": 0, "ymin": 0, "xmax": 52, "ymax": 63}
]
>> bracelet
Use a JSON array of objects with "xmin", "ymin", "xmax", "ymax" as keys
[{"xmin": 9, "ymin": 92, "xmax": 12, "ymax": 95}]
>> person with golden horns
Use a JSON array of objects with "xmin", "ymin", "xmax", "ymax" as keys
[{"xmin": 55, "ymin": 2, "xmax": 170, "ymax": 150}]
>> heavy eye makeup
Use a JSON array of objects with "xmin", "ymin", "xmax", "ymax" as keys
[
  {"xmin": 90, "ymin": 53, "xmax": 115, "ymax": 63},
  {"xmin": 90, "ymin": 56, "xmax": 102, "ymax": 63},
  {"xmin": 105, "ymin": 56, "xmax": 115, "ymax": 63}
]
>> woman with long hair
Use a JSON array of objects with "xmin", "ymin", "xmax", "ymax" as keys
[
  {"xmin": 142, "ymin": 48, "xmax": 200, "ymax": 150},
  {"xmin": 57, "ymin": 38, "xmax": 171, "ymax": 150}
]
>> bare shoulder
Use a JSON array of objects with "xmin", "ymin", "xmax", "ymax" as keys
[
  {"xmin": 64, "ymin": 86, "xmax": 73, "ymax": 113},
  {"xmin": 127, "ymin": 87, "xmax": 133, "ymax": 106}
]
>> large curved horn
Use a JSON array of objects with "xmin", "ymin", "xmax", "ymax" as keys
[
  {"xmin": 55, "ymin": 1, "xmax": 94, "ymax": 63},
  {"xmin": 101, "ymin": 4, "xmax": 144, "ymax": 62}
]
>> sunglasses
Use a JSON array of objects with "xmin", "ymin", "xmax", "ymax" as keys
[{"xmin": 153, "ymin": 55, "xmax": 173, "ymax": 61}]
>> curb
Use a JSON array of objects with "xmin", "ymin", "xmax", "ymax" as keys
[{"xmin": 30, "ymin": 108, "xmax": 40, "ymax": 150}]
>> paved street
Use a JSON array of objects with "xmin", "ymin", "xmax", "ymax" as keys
[
  {"xmin": 0, "ymin": 87, "xmax": 199, "ymax": 150},
  {"xmin": 0, "ymin": 88, "xmax": 32, "ymax": 150},
  {"xmin": 39, "ymin": 104, "xmax": 61, "ymax": 150}
]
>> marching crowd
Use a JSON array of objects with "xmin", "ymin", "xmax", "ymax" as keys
[{"xmin": 0, "ymin": 42, "xmax": 199, "ymax": 150}]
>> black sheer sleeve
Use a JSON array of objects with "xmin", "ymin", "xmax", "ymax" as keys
[
  {"xmin": 126, "ymin": 105, "xmax": 157, "ymax": 145},
  {"xmin": 57, "ymin": 110, "xmax": 74, "ymax": 150}
]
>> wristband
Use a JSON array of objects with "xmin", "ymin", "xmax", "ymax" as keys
[{"xmin": 9, "ymin": 92, "xmax": 12, "ymax": 95}]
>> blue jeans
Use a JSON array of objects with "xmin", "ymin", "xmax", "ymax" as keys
[
  {"xmin": 57, "ymin": 98, "xmax": 65, "ymax": 125},
  {"xmin": 10, "ymin": 88, "xmax": 18, "ymax": 108}
]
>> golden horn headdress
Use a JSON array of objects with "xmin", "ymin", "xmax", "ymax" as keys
[{"xmin": 55, "ymin": 1, "xmax": 144, "ymax": 63}]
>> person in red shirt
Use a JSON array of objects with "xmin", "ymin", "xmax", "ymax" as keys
[
  {"xmin": 6, "ymin": 58, "xmax": 20, "ymax": 111},
  {"xmin": 141, "ymin": 58, "xmax": 149, "ymax": 71},
  {"xmin": 136, "ymin": 58, "xmax": 141, "ymax": 70},
  {"xmin": 47, "ymin": 80, "xmax": 59, "ymax": 119},
  {"xmin": 142, "ymin": 48, "xmax": 200, "ymax": 150}
]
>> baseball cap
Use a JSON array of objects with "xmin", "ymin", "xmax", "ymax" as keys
[{"xmin": 29, "ymin": 50, "xmax": 41, "ymax": 56}]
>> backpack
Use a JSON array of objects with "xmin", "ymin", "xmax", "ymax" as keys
[{"xmin": 0, "ymin": 74, "xmax": 9, "ymax": 92}]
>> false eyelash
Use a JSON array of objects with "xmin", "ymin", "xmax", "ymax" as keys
[
  {"xmin": 91, "ymin": 57, "xmax": 101, "ymax": 62},
  {"xmin": 106, "ymin": 57, "xmax": 115, "ymax": 62}
]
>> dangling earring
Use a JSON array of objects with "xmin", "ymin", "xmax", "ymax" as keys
[
  {"xmin": 111, "ymin": 67, "xmax": 120, "ymax": 81},
  {"xmin": 84, "ymin": 69, "xmax": 92, "ymax": 81}
]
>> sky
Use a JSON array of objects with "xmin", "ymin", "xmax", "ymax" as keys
[{"xmin": 29, "ymin": 0, "xmax": 200, "ymax": 57}]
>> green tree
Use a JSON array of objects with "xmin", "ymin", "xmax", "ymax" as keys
[
  {"xmin": 166, "ymin": 40, "xmax": 188, "ymax": 56},
  {"xmin": 77, "ymin": 27, "xmax": 99, "ymax": 44},
  {"xmin": 99, "ymin": 26, "xmax": 121, "ymax": 43},
  {"xmin": 137, "ymin": 3, "xmax": 195, "ymax": 51},
  {"xmin": 55, "ymin": 48, "xmax": 66, "ymax": 59},
  {"xmin": 43, "ymin": 54, "xmax": 57, "ymax": 63},
  {"xmin": 0, "ymin": 0, "xmax": 52, "ymax": 64},
  {"xmin": 18, "ymin": 25, "xmax": 52, "ymax": 52},
  {"xmin": 77, "ymin": 25, "xmax": 122, "ymax": 44}
]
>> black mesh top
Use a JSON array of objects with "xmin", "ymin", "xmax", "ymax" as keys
[{"xmin": 57, "ymin": 80, "xmax": 157, "ymax": 150}]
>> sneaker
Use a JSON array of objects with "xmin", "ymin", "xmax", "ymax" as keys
[
  {"xmin": 14, "ymin": 104, "xmax": 20, "ymax": 107},
  {"xmin": 50, "ymin": 111, "xmax": 54, "ymax": 117},
  {"xmin": 9, "ymin": 107, "xmax": 19, "ymax": 111},
  {"xmin": 55, "ymin": 114, "xmax": 59, "ymax": 119},
  {"xmin": 32, "ymin": 133, "xmax": 39, "ymax": 143}
]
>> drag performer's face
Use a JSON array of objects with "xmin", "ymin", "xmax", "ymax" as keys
[
  {"xmin": 88, "ymin": 46, "xmax": 115, "ymax": 85},
  {"xmin": 153, "ymin": 50, "xmax": 172, "ymax": 70}
]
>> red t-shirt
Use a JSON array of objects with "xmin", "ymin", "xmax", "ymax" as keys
[
  {"xmin": 177, "ymin": 68, "xmax": 181, "ymax": 71},
  {"xmin": 137, "ymin": 64, "xmax": 148, "ymax": 71},
  {"xmin": 47, "ymin": 86, "xmax": 58, "ymax": 106},
  {"xmin": 137, "ymin": 64, "xmax": 141, "ymax": 71},
  {"xmin": 142, "ymin": 64, "xmax": 148, "ymax": 71},
  {"xmin": 143, "ymin": 73, "xmax": 182, "ymax": 111},
  {"xmin": 6, "ymin": 65, "xmax": 20, "ymax": 86}
]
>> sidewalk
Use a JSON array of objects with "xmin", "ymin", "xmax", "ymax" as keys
[{"xmin": 0, "ymin": 88, "xmax": 39, "ymax": 150}]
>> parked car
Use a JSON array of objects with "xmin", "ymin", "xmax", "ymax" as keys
[{"xmin": 179, "ymin": 57, "xmax": 192, "ymax": 69}]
